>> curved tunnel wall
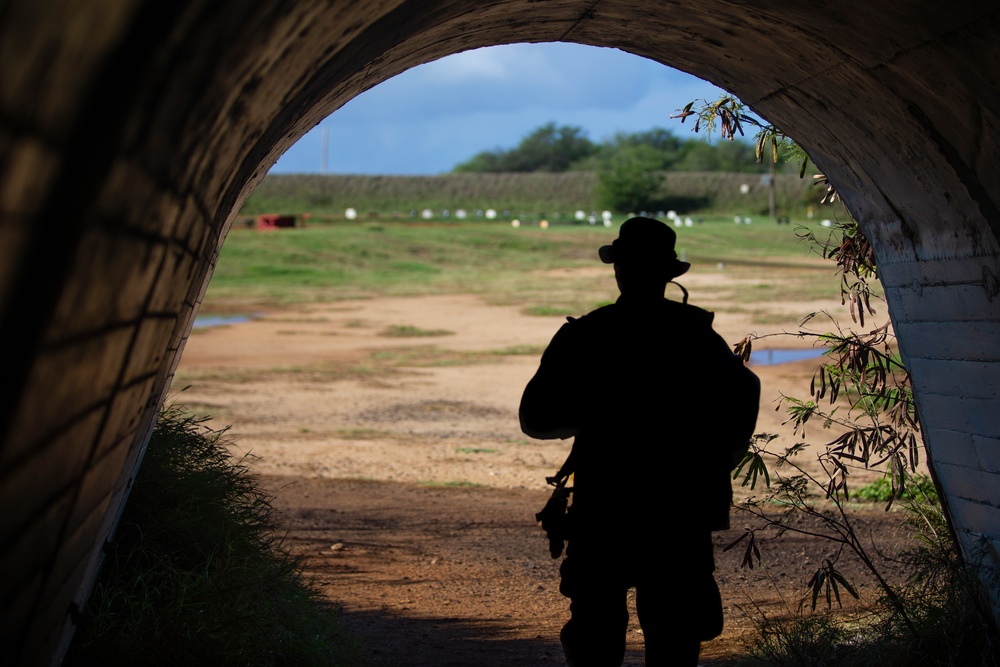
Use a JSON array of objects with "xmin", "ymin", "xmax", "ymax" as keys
[{"xmin": 2, "ymin": 1, "xmax": 999, "ymax": 663}]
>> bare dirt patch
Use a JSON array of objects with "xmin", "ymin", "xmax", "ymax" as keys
[{"xmin": 173, "ymin": 281, "xmax": 916, "ymax": 665}]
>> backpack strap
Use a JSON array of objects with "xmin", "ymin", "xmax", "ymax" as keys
[
  {"xmin": 546, "ymin": 448, "xmax": 575, "ymax": 487},
  {"xmin": 669, "ymin": 280, "xmax": 689, "ymax": 304}
]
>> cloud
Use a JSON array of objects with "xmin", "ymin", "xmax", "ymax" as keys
[{"xmin": 419, "ymin": 47, "xmax": 513, "ymax": 83}]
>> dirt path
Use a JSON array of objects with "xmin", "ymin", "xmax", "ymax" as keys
[
  {"xmin": 173, "ymin": 280, "xmax": 916, "ymax": 665},
  {"xmin": 263, "ymin": 476, "xmax": 911, "ymax": 666}
]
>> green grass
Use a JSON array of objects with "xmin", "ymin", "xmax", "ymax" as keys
[
  {"xmin": 65, "ymin": 408, "xmax": 360, "ymax": 667},
  {"xmin": 172, "ymin": 359, "xmax": 394, "ymax": 385},
  {"xmin": 378, "ymin": 324, "xmax": 454, "ymax": 337},
  {"xmin": 369, "ymin": 344, "xmax": 542, "ymax": 367},
  {"xmin": 487, "ymin": 344, "xmax": 547, "ymax": 356},
  {"xmin": 851, "ymin": 474, "xmax": 938, "ymax": 503},
  {"xmin": 522, "ymin": 304, "xmax": 580, "ymax": 317},
  {"xmin": 203, "ymin": 217, "xmax": 843, "ymax": 312}
]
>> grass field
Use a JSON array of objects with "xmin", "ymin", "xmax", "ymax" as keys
[{"xmin": 204, "ymin": 215, "xmax": 851, "ymax": 315}]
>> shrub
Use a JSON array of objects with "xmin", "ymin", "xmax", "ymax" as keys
[
  {"xmin": 731, "ymin": 490, "xmax": 1000, "ymax": 667},
  {"xmin": 595, "ymin": 144, "xmax": 665, "ymax": 211},
  {"xmin": 64, "ymin": 408, "xmax": 360, "ymax": 667}
]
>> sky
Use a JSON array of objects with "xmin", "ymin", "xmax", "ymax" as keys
[{"xmin": 269, "ymin": 42, "xmax": 727, "ymax": 176}]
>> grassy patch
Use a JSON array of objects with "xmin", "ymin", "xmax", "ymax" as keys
[
  {"xmin": 370, "ymin": 344, "xmax": 544, "ymax": 367},
  {"xmin": 851, "ymin": 474, "xmax": 938, "ymax": 503},
  {"xmin": 65, "ymin": 407, "xmax": 360, "ymax": 667},
  {"xmin": 201, "ymin": 220, "xmax": 839, "ymax": 312},
  {"xmin": 378, "ymin": 324, "xmax": 454, "ymax": 337},
  {"xmin": 522, "ymin": 305, "xmax": 578, "ymax": 317},
  {"xmin": 454, "ymin": 447, "xmax": 499, "ymax": 454},
  {"xmin": 487, "ymin": 344, "xmax": 547, "ymax": 356},
  {"xmin": 335, "ymin": 428, "xmax": 395, "ymax": 440},
  {"xmin": 163, "ymin": 400, "xmax": 233, "ymax": 423},
  {"xmin": 171, "ymin": 360, "xmax": 393, "ymax": 386}
]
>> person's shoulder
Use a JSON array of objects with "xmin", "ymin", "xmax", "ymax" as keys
[
  {"xmin": 579, "ymin": 301, "xmax": 618, "ymax": 319},
  {"xmin": 561, "ymin": 302, "xmax": 615, "ymax": 326},
  {"xmin": 549, "ymin": 303, "xmax": 618, "ymax": 342},
  {"xmin": 663, "ymin": 298, "xmax": 716, "ymax": 327}
]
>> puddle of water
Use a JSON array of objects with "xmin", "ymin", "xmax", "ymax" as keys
[
  {"xmin": 748, "ymin": 348, "xmax": 826, "ymax": 366},
  {"xmin": 192, "ymin": 315, "xmax": 251, "ymax": 329}
]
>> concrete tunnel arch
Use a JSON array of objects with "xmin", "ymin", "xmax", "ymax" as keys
[{"xmin": 2, "ymin": 1, "xmax": 1000, "ymax": 664}]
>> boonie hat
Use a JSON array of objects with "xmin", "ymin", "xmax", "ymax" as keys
[{"xmin": 598, "ymin": 216, "xmax": 690, "ymax": 278}]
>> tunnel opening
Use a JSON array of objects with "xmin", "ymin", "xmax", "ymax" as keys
[{"xmin": 5, "ymin": 3, "xmax": 1000, "ymax": 665}]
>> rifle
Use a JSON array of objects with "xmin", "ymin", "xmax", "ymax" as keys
[{"xmin": 536, "ymin": 451, "xmax": 575, "ymax": 558}]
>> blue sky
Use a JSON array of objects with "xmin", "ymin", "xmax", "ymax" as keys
[{"xmin": 269, "ymin": 43, "xmax": 726, "ymax": 176}]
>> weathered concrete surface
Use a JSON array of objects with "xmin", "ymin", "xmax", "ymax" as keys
[{"xmin": 1, "ymin": 1, "xmax": 999, "ymax": 664}]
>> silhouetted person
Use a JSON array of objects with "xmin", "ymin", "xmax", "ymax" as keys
[{"xmin": 520, "ymin": 217, "xmax": 759, "ymax": 666}]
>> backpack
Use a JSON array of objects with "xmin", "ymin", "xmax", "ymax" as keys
[{"xmin": 703, "ymin": 356, "xmax": 760, "ymax": 530}]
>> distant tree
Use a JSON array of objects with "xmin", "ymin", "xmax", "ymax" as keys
[
  {"xmin": 595, "ymin": 144, "xmax": 664, "ymax": 212},
  {"xmin": 452, "ymin": 150, "xmax": 507, "ymax": 173},
  {"xmin": 453, "ymin": 122, "xmax": 597, "ymax": 173},
  {"xmin": 674, "ymin": 137, "xmax": 762, "ymax": 172},
  {"xmin": 516, "ymin": 123, "xmax": 596, "ymax": 171},
  {"xmin": 605, "ymin": 128, "xmax": 685, "ymax": 169}
]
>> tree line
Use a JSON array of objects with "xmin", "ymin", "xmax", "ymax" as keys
[
  {"xmin": 452, "ymin": 122, "xmax": 770, "ymax": 174},
  {"xmin": 451, "ymin": 122, "xmax": 789, "ymax": 211}
]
